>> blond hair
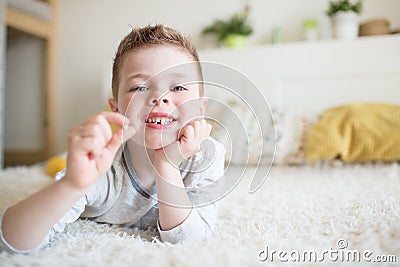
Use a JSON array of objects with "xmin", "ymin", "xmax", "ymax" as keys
[{"xmin": 111, "ymin": 24, "xmax": 203, "ymax": 99}]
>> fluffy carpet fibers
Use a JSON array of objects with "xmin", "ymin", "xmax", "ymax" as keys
[{"xmin": 0, "ymin": 163, "xmax": 399, "ymax": 266}]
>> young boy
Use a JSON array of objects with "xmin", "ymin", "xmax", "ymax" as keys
[{"xmin": 0, "ymin": 25, "xmax": 225, "ymax": 254}]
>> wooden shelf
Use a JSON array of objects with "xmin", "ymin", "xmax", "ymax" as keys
[
  {"xmin": 200, "ymin": 34, "xmax": 400, "ymax": 53},
  {"xmin": 6, "ymin": 7, "xmax": 51, "ymax": 39}
]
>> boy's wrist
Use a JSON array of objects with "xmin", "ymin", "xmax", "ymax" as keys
[
  {"xmin": 154, "ymin": 154, "xmax": 180, "ymax": 172},
  {"xmin": 57, "ymin": 175, "xmax": 91, "ymax": 199},
  {"xmin": 154, "ymin": 148, "xmax": 182, "ymax": 167},
  {"xmin": 153, "ymin": 153, "xmax": 183, "ymax": 182}
]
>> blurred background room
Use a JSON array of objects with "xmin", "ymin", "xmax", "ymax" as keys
[{"xmin": 1, "ymin": 0, "xmax": 400, "ymax": 167}]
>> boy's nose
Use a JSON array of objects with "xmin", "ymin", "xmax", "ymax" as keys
[{"xmin": 151, "ymin": 97, "xmax": 169, "ymax": 105}]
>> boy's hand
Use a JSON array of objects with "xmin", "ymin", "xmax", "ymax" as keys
[
  {"xmin": 155, "ymin": 119, "xmax": 212, "ymax": 167},
  {"xmin": 65, "ymin": 112, "xmax": 135, "ymax": 190}
]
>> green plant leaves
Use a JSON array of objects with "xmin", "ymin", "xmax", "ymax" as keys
[
  {"xmin": 202, "ymin": 12, "xmax": 253, "ymax": 42},
  {"xmin": 326, "ymin": 0, "xmax": 363, "ymax": 16}
]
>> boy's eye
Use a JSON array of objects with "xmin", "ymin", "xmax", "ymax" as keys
[
  {"xmin": 130, "ymin": 85, "xmax": 148, "ymax": 92},
  {"xmin": 172, "ymin": 85, "xmax": 188, "ymax": 91}
]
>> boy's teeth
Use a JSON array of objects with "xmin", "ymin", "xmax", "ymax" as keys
[{"xmin": 146, "ymin": 117, "xmax": 173, "ymax": 124}]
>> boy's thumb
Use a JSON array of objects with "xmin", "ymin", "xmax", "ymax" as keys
[{"xmin": 107, "ymin": 125, "xmax": 136, "ymax": 154}]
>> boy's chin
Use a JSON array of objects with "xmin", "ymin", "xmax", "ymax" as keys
[{"xmin": 144, "ymin": 139, "xmax": 176, "ymax": 150}]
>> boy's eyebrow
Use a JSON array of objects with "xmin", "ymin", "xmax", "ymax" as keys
[
  {"xmin": 126, "ymin": 72, "xmax": 191, "ymax": 82},
  {"xmin": 125, "ymin": 73, "xmax": 151, "ymax": 82}
]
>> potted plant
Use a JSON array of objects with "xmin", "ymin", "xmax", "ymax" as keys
[
  {"xmin": 326, "ymin": 0, "xmax": 363, "ymax": 40},
  {"xmin": 202, "ymin": 9, "xmax": 253, "ymax": 48},
  {"xmin": 303, "ymin": 18, "xmax": 318, "ymax": 41}
]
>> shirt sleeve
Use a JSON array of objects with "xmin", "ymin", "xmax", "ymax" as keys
[
  {"xmin": 157, "ymin": 138, "xmax": 226, "ymax": 243},
  {"xmin": 0, "ymin": 170, "xmax": 88, "ymax": 254}
]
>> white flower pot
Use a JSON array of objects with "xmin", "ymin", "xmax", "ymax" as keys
[{"xmin": 331, "ymin": 11, "xmax": 359, "ymax": 40}]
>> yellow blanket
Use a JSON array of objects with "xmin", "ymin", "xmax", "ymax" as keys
[{"xmin": 305, "ymin": 103, "xmax": 400, "ymax": 162}]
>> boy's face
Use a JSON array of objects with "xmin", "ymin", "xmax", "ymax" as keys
[{"xmin": 110, "ymin": 45, "xmax": 206, "ymax": 149}]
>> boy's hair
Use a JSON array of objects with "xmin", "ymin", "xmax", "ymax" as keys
[{"xmin": 112, "ymin": 24, "xmax": 203, "ymax": 100}]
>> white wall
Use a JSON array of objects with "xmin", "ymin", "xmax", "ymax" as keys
[
  {"xmin": 201, "ymin": 35, "xmax": 400, "ymax": 114},
  {"xmin": 5, "ymin": 33, "xmax": 45, "ymax": 151},
  {"xmin": 56, "ymin": 0, "xmax": 400, "ymax": 153}
]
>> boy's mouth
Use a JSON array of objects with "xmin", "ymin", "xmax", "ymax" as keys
[
  {"xmin": 145, "ymin": 117, "xmax": 173, "ymax": 125},
  {"xmin": 145, "ymin": 112, "xmax": 176, "ymax": 126}
]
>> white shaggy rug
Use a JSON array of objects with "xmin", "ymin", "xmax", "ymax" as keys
[{"xmin": 0, "ymin": 163, "xmax": 399, "ymax": 267}]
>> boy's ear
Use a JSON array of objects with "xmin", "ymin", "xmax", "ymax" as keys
[
  {"xmin": 199, "ymin": 97, "xmax": 208, "ymax": 115},
  {"xmin": 108, "ymin": 98, "xmax": 119, "ymax": 112}
]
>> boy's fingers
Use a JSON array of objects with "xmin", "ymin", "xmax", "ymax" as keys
[
  {"xmin": 106, "ymin": 125, "xmax": 136, "ymax": 154},
  {"xmin": 192, "ymin": 120, "xmax": 201, "ymax": 139},
  {"xmin": 79, "ymin": 124, "xmax": 107, "ymax": 148},
  {"xmin": 78, "ymin": 137, "xmax": 103, "ymax": 158},
  {"xmin": 201, "ymin": 120, "xmax": 211, "ymax": 137},
  {"xmin": 99, "ymin": 111, "xmax": 130, "ymax": 129},
  {"xmin": 185, "ymin": 119, "xmax": 210, "ymax": 140},
  {"xmin": 94, "ymin": 112, "xmax": 131, "ymax": 146},
  {"xmin": 90, "ymin": 114, "xmax": 113, "ymax": 142},
  {"xmin": 206, "ymin": 123, "xmax": 212, "ymax": 136},
  {"xmin": 180, "ymin": 125, "xmax": 195, "ymax": 141},
  {"xmin": 77, "ymin": 112, "xmax": 129, "ymax": 146}
]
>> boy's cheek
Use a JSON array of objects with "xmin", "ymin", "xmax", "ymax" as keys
[
  {"xmin": 120, "ymin": 95, "xmax": 141, "ymax": 114},
  {"xmin": 176, "ymin": 98, "xmax": 205, "ymax": 119}
]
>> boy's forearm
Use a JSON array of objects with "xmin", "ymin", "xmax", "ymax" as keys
[
  {"xmin": 1, "ymin": 177, "xmax": 87, "ymax": 251},
  {"xmin": 155, "ymin": 161, "xmax": 192, "ymax": 231}
]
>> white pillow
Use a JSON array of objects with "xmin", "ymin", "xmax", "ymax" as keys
[
  {"xmin": 272, "ymin": 108, "xmax": 303, "ymax": 164},
  {"xmin": 209, "ymin": 98, "xmax": 275, "ymax": 166}
]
